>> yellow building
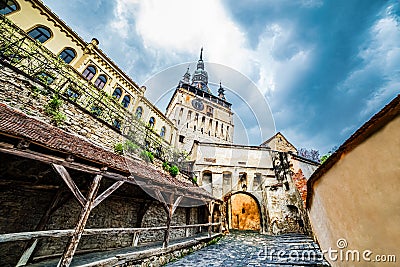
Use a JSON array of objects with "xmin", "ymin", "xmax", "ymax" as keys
[
  {"xmin": 2, "ymin": 0, "xmax": 176, "ymax": 145},
  {"xmin": 307, "ymin": 94, "xmax": 400, "ymax": 266}
]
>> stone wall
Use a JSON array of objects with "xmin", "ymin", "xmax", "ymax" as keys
[
  {"xmin": 0, "ymin": 154, "xmax": 205, "ymax": 266},
  {"xmin": 0, "ymin": 187, "xmax": 55, "ymax": 266},
  {"xmin": 0, "ymin": 65, "xmax": 123, "ymax": 151},
  {"xmin": 35, "ymin": 193, "xmax": 145, "ymax": 257},
  {"xmin": 140, "ymin": 204, "xmax": 200, "ymax": 243}
]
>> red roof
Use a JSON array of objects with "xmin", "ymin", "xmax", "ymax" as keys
[{"xmin": 0, "ymin": 103, "xmax": 213, "ymax": 199}]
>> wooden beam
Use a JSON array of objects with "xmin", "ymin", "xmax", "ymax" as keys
[
  {"xmin": 207, "ymin": 201, "xmax": 215, "ymax": 238},
  {"xmin": 52, "ymin": 164, "xmax": 86, "ymax": 207},
  {"xmin": 132, "ymin": 232, "xmax": 140, "ymax": 247},
  {"xmin": 0, "ymin": 223, "xmax": 221, "ymax": 243},
  {"xmin": 0, "ymin": 145, "xmax": 217, "ymax": 201},
  {"xmin": 135, "ymin": 200, "xmax": 153, "ymax": 228},
  {"xmin": 92, "ymin": 180, "xmax": 125, "ymax": 208},
  {"xmin": 163, "ymin": 195, "xmax": 183, "ymax": 248},
  {"xmin": 171, "ymin": 196, "xmax": 183, "ymax": 215},
  {"xmin": 57, "ymin": 174, "xmax": 102, "ymax": 267},
  {"xmin": 0, "ymin": 180, "xmax": 60, "ymax": 190},
  {"xmin": 185, "ymin": 208, "xmax": 191, "ymax": 237}
]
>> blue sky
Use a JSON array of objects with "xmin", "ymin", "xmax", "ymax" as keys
[{"xmin": 42, "ymin": 0, "xmax": 400, "ymax": 154}]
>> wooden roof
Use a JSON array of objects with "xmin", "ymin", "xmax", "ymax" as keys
[{"xmin": 0, "ymin": 103, "xmax": 215, "ymax": 201}]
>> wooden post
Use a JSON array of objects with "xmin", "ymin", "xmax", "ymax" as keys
[
  {"xmin": 163, "ymin": 196, "xmax": 183, "ymax": 248},
  {"xmin": 163, "ymin": 208, "xmax": 172, "ymax": 248},
  {"xmin": 207, "ymin": 202, "xmax": 215, "ymax": 238},
  {"xmin": 154, "ymin": 190, "xmax": 183, "ymax": 249},
  {"xmin": 57, "ymin": 174, "xmax": 102, "ymax": 267},
  {"xmin": 185, "ymin": 207, "xmax": 191, "ymax": 237},
  {"xmin": 132, "ymin": 232, "xmax": 140, "ymax": 247},
  {"xmin": 219, "ymin": 204, "xmax": 223, "ymax": 233}
]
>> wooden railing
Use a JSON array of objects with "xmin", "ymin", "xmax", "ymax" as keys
[{"xmin": 0, "ymin": 223, "xmax": 222, "ymax": 243}]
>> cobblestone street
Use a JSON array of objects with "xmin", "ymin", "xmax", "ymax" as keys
[{"xmin": 166, "ymin": 231, "xmax": 330, "ymax": 267}]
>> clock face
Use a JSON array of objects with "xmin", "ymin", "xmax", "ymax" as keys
[{"xmin": 192, "ymin": 98, "xmax": 204, "ymax": 111}]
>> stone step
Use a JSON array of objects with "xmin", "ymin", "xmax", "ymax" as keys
[{"xmin": 165, "ymin": 231, "xmax": 331, "ymax": 266}]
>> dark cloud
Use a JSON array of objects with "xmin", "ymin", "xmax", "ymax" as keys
[
  {"xmin": 223, "ymin": 0, "xmax": 399, "ymax": 153},
  {"xmin": 42, "ymin": 0, "xmax": 400, "ymax": 154}
]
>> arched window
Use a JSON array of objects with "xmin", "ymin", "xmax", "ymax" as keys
[
  {"xmin": 59, "ymin": 48, "xmax": 76, "ymax": 64},
  {"xmin": 160, "ymin": 126, "xmax": 166, "ymax": 138},
  {"xmin": 112, "ymin": 88, "xmax": 122, "ymax": 99},
  {"xmin": 94, "ymin": 74, "xmax": 107, "ymax": 89},
  {"xmin": 82, "ymin": 65, "xmax": 96, "ymax": 80},
  {"xmin": 121, "ymin": 95, "xmax": 130, "ymax": 108},
  {"xmin": 149, "ymin": 117, "xmax": 155, "ymax": 127},
  {"xmin": 239, "ymin": 172, "xmax": 248, "ymax": 191},
  {"xmin": 135, "ymin": 106, "xmax": 143, "ymax": 119},
  {"xmin": 202, "ymin": 171, "xmax": 212, "ymax": 185},
  {"xmin": 222, "ymin": 171, "xmax": 232, "ymax": 195},
  {"xmin": 28, "ymin": 26, "xmax": 52, "ymax": 43},
  {"xmin": 0, "ymin": 0, "xmax": 18, "ymax": 15}
]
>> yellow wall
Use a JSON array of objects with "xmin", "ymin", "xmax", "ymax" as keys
[
  {"xmin": 309, "ymin": 115, "xmax": 400, "ymax": 266},
  {"xmin": 6, "ymin": 0, "xmax": 85, "ymax": 66},
  {"xmin": 5, "ymin": 0, "xmax": 176, "ymax": 144}
]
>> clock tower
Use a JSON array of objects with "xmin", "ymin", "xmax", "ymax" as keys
[{"xmin": 166, "ymin": 49, "xmax": 234, "ymax": 152}]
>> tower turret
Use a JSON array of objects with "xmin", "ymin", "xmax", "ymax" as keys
[
  {"xmin": 192, "ymin": 48, "xmax": 210, "ymax": 93},
  {"xmin": 218, "ymin": 82, "xmax": 226, "ymax": 100}
]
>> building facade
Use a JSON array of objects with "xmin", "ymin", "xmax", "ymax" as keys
[
  {"xmin": 307, "ymin": 94, "xmax": 400, "ymax": 267},
  {"xmin": 166, "ymin": 49, "xmax": 234, "ymax": 152},
  {"xmin": 2, "ymin": 0, "xmax": 176, "ymax": 146},
  {"xmin": 1, "ymin": 0, "xmax": 319, "ymax": 237}
]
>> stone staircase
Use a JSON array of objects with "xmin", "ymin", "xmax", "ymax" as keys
[{"xmin": 166, "ymin": 231, "xmax": 331, "ymax": 266}]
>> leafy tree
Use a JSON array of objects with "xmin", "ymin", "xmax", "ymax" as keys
[
  {"xmin": 320, "ymin": 146, "xmax": 338, "ymax": 164},
  {"xmin": 298, "ymin": 148, "xmax": 320, "ymax": 162}
]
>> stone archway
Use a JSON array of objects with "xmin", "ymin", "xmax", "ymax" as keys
[{"xmin": 225, "ymin": 192, "xmax": 262, "ymax": 231}]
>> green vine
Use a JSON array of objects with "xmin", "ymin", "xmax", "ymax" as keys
[
  {"xmin": 44, "ymin": 94, "xmax": 66, "ymax": 126},
  {"xmin": 140, "ymin": 150, "xmax": 154, "ymax": 163},
  {"xmin": 169, "ymin": 165, "xmax": 179, "ymax": 177}
]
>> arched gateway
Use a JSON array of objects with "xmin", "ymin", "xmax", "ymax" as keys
[{"xmin": 224, "ymin": 192, "xmax": 263, "ymax": 232}]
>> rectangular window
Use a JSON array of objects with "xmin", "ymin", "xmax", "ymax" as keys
[{"xmin": 64, "ymin": 87, "xmax": 80, "ymax": 101}]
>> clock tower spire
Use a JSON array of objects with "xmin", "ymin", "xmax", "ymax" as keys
[
  {"xmin": 192, "ymin": 48, "xmax": 210, "ymax": 93},
  {"xmin": 165, "ymin": 49, "xmax": 234, "ymax": 151}
]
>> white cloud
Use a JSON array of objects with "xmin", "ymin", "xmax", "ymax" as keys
[
  {"xmin": 131, "ymin": 0, "xmax": 254, "ymax": 74},
  {"xmin": 110, "ymin": 0, "xmax": 140, "ymax": 39}
]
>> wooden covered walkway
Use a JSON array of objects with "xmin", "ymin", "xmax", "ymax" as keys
[{"xmin": 0, "ymin": 103, "xmax": 222, "ymax": 267}]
